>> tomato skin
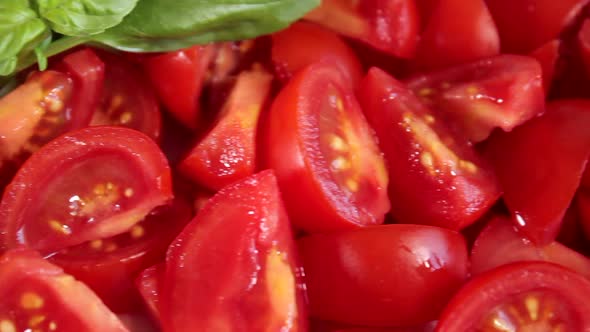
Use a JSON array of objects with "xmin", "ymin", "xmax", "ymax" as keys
[
  {"xmin": 305, "ymin": 0, "xmax": 420, "ymax": 58},
  {"xmin": 470, "ymin": 215, "xmax": 590, "ymax": 278},
  {"xmin": 0, "ymin": 126, "xmax": 173, "ymax": 254},
  {"xmin": 161, "ymin": 170, "xmax": 307, "ymax": 332},
  {"xmin": 485, "ymin": 0, "xmax": 588, "ymax": 53},
  {"xmin": 267, "ymin": 62, "xmax": 390, "ymax": 233},
  {"xmin": 436, "ymin": 262, "xmax": 590, "ymax": 331},
  {"xmin": 144, "ymin": 45, "xmax": 215, "ymax": 129},
  {"xmin": 136, "ymin": 263, "xmax": 164, "ymax": 322},
  {"xmin": 484, "ymin": 99, "xmax": 590, "ymax": 245},
  {"xmin": 0, "ymin": 249, "xmax": 129, "ymax": 332},
  {"xmin": 530, "ymin": 39, "xmax": 561, "ymax": 93},
  {"xmin": 405, "ymin": 55, "xmax": 545, "ymax": 143},
  {"xmin": 358, "ymin": 67, "xmax": 500, "ymax": 230},
  {"xmin": 271, "ymin": 21, "xmax": 363, "ymax": 87},
  {"xmin": 178, "ymin": 67, "xmax": 273, "ymax": 191},
  {"xmin": 299, "ymin": 224, "xmax": 468, "ymax": 326},
  {"xmin": 413, "ymin": 0, "xmax": 500, "ymax": 70}
]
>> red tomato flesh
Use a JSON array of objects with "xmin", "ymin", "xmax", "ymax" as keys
[{"xmin": 358, "ymin": 67, "xmax": 500, "ymax": 230}]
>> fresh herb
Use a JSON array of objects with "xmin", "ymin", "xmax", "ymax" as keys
[{"xmin": 0, "ymin": 0, "xmax": 319, "ymax": 78}]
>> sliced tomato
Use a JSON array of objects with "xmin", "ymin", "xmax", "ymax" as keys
[
  {"xmin": 0, "ymin": 126, "xmax": 172, "ymax": 254},
  {"xmin": 310, "ymin": 319, "xmax": 437, "ymax": 332},
  {"xmin": 304, "ymin": 0, "xmax": 420, "ymax": 58},
  {"xmin": 49, "ymin": 197, "xmax": 191, "ymax": 312},
  {"xmin": 577, "ymin": 18, "xmax": 590, "ymax": 78},
  {"xmin": 358, "ymin": 67, "xmax": 500, "ymax": 230},
  {"xmin": 0, "ymin": 249, "xmax": 129, "ymax": 332},
  {"xmin": 266, "ymin": 62, "xmax": 389, "ymax": 233},
  {"xmin": 470, "ymin": 214, "xmax": 590, "ymax": 278},
  {"xmin": 484, "ymin": 0, "xmax": 588, "ymax": 53},
  {"xmin": 178, "ymin": 67, "xmax": 273, "ymax": 191},
  {"xmin": 91, "ymin": 51, "xmax": 161, "ymax": 141},
  {"xmin": 161, "ymin": 170, "xmax": 307, "ymax": 332},
  {"xmin": 136, "ymin": 263, "xmax": 164, "ymax": 322},
  {"xmin": 436, "ymin": 261, "xmax": 590, "ymax": 331},
  {"xmin": 405, "ymin": 55, "xmax": 545, "ymax": 142},
  {"xmin": 299, "ymin": 224, "xmax": 468, "ymax": 326},
  {"xmin": 484, "ymin": 99, "xmax": 590, "ymax": 244},
  {"xmin": 412, "ymin": 0, "xmax": 500, "ymax": 70},
  {"xmin": 530, "ymin": 39, "xmax": 561, "ymax": 93},
  {"xmin": 271, "ymin": 21, "xmax": 363, "ymax": 86}
]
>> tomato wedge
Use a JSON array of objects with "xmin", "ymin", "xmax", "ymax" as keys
[
  {"xmin": 358, "ymin": 67, "xmax": 500, "ymax": 230},
  {"xmin": 136, "ymin": 263, "xmax": 164, "ymax": 322},
  {"xmin": 161, "ymin": 170, "xmax": 306, "ymax": 332},
  {"xmin": 271, "ymin": 21, "xmax": 363, "ymax": 86},
  {"xmin": 266, "ymin": 62, "xmax": 389, "ymax": 233},
  {"xmin": 299, "ymin": 224, "xmax": 468, "ymax": 326},
  {"xmin": 405, "ymin": 55, "xmax": 544, "ymax": 142},
  {"xmin": 436, "ymin": 261, "xmax": 590, "ymax": 331},
  {"xmin": 91, "ymin": 51, "xmax": 161, "ymax": 141},
  {"xmin": 0, "ymin": 126, "xmax": 172, "ymax": 254},
  {"xmin": 304, "ymin": 0, "xmax": 420, "ymax": 58},
  {"xmin": 178, "ymin": 67, "xmax": 273, "ymax": 191},
  {"xmin": 0, "ymin": 249, "xmax": 129, "ymax": 332},
  {"xmin": 530, "ymin": 39, "xmax": 561, "ymax": 93},
  {"xmin": 470, "ymin": 215, "xmax": 590, "ymax": 278},
  {"xmin": 49, "ymin": 197, "xmax": 191, "ymax": 312},
  {"xmin": 484, "ymin": 99, "xmax": 590, "ymax": 244},
  {"xmin": 412, "ymin": 0, "xmax": 500, "ymax": 70}
]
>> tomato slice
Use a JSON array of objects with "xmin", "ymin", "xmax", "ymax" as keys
[
  {"xmin": 484, "ymin": 99, "xmax": 590, "ymax": 245},
  {"xmin": 136, "ymin": 263, "xmax": 164, "ymax": 322},
  {"xmin": 412, "ymin": 0, "xmax": 500, "ymax": 70},
  {"xmin": 178, "ymin": 67, "xmax": 273, "ymax": 191},
  {"xmin": 304, "ymin": 0, "xmax": 420, "ymax": 58},
  {"xmin": 299, "ymin": 224, "xmax": 468, "ymax": 326},
  {"xmin": 266, "ymin": 62, "xmax": 389, "ymax": 233},
  {"xmin": 161, "ymin": 170, "xmax": 307, "ymax": 332},
  {"xmin": 91, "ymin": 51, "xmax": 161, "ymax": 141},
  {"xmin": 0, "ymin": 249, "xmax": 129, "ymax": 332},
  {"xmin": 405, "ymin": 55, "xmax": 545, "ymax": 142},
  {"xmin": 358, "ymin": 67, "xmax": 500, "ymax": 230},
  {"xmin": 0, "ymin": 126, "xmax": 172, "ymax": 254},
  {"xmin": 484, "ymin": 0, "xmax": 588, "ymax": 53},
  {"xmin": 530, "ymin": 39, "xmax": 561, "ymax": 93},
  {"xmin": 49, "ymin": 197, "xmax": 191, "ymax": 312},
  {"xmin": 470, "ymin": 214, "xmax": 590, "ymax": 278},
  {"xmin": 436, "ymin": 261, "xmax": 590, "ymax": 331},
  {"xmin": 271, "ymin": 21, "xmax": 363, "ymax": 87}
]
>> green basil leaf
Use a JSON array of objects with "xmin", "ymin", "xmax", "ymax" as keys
[
  {"xmin": 35, "ymin": 0, "xmax": 139, "ymax": 36},
  {"xmin": 0, "ymin": 0, "xmax": 50, "ymax": 76},
  {"xmin": 34, "ymin": 36, "xmax": 52, "ymax": 71},
  {"xmin": 94, "ymin": 0, "xmax": 319, "ymax": 52}
]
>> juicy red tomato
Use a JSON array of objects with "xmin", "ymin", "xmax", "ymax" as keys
[
  {"xmin": 470, "ymin": 215, "xmax": 590, "ymax": 278},
  {"xmin": 304, "ymin": 0, "xmax": 420, "ymax": 58},
  {"xmin": 271, "ymin": 21, "xmax": 363, "ymax": 86},
  {"xmin": 405, "ymin": 55, "xmax": 545, "ymax": 142},
  {"xmin": 143, "ymin": 45, "xmax": 215, "ymax": 129},
  {"xmin": 484, "ymin": 99, "xmax": 590, "ymax": 244},
  {"xmin": 161, "ymin": 170, "xmax": 307, "ymax": 332},
  {"xmin": 266, "ymin": 62, "xmax": 389, "ymax": 233},
  {"xmin": 0, "ymin": 126, "xmax": 172, "ymax": 254},
  {"xmin": 530, "ymin": 39, "xmax": 561, "ymax": 93},
  {"xmin": 311, "ymin": 319, "xmax": 437, "ymax": 332},
  {"xmin": 298, "ymin": 224, "xmax": 468, "ymax": 326},
  {"xmin": 49, "ymin": 198, "xmax": 191, "ymax": 313},
  {"xmin": 358, "ymin": 67, "xmax": 500, "ymax": 230},
  {"xmin": 436, "ymin": 262, "xmax": 590, "ymax": 331},
  {"xmin": 91, "ymin": 51, "xmax": 161, "ymax": 141},
  {"xmin": 577, "ymin": 190, "xmax": 590, "ymax": 240},
  {"xmin": 136, "ymin": 263, "xmax": 164, "ymax": 322},
  {"xmin": 178, "ymin": 67, "xmax": 273, "ymax": 191},
  {"xmin": 577, "ymin": 18, "xmax": 590, "ymax": 78},
  {"xmin": 582, "ymin": 167, "xmax": 590, "ymax": 188},
  {"xmin": 0, "ymin": 249, "xmax": 129, "ymax": 332},
  {"xmin": 484, "ymin": 0, "xmax": 588, "ymax": 53},
  {"xmin": 412, "ymin": 0, "xmax": 500, "ymax": 70}
]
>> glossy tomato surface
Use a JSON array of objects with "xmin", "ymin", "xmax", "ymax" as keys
[
  {"xmin": 267, "ymin": 62, "xmax": 390, "ymax": 233},
  {"xmin": 299, "ymin": 224, "xmax": 468, "ymax": 326},
  {"xmin": 358, "ymin": 67, "xmax": 500, "ymax": 230},
  {"xmin": 0, "ymin": 126, "xmax": 172, "ymax": 254}
]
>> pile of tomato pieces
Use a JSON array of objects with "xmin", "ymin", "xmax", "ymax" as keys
[{"xmin": 4, "ymin": 0, "xmax": 590, "ymax": 331}]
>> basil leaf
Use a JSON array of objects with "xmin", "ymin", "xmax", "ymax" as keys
[
  {"xmin": 0, "ymin": 0, "xmax": 50, "ymax": 76},
  {"xmin": 94, "ymin": 0, "xmax": 319, "ymax": 52},
  {"xmin": 35, "ymin": 0, "xmax": 138, "ymax": 36}
]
